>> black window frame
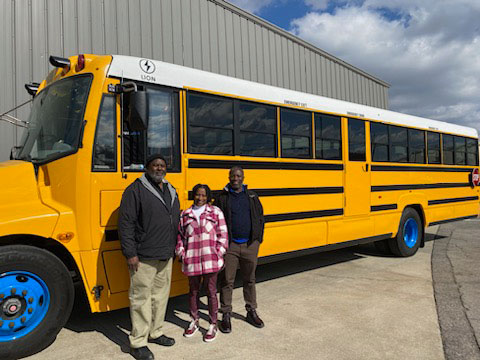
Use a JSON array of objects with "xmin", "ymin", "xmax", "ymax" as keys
[
  {"xmin": 92, "ymin": 94, "xmax": 117, "ymax": 172},
  {"xmin": 122, "ymin": 83, "xmax": 181, "ymax": 173},
  {"xmin": 280, "ymin": 107, "xmax": 313, "ymax": 159},
  {"xmin": 314, "ymin": 113, "xmax": 342, "ymax": 160}
]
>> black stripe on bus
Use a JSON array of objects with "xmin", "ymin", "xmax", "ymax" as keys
[
  {"xmin": 371, "ymin": 204, "xmax": 398, "ymax": 212},
  {"xmin": 265, "ymin": 209, "xmax": 343, "ymax": 223},
  {"xmin": 371, "ymin": 165, "xmax": 474, "ymax": 173},
  {"xmin": 188, "ymin": 159, "xmax": 343, "ymax": 171},
  {"xmin": 258, "ymin": 233, "xmax": 393, "ymax": 265},
  {"xmin": 189, "ymin": 186, "xmax": 344, "ymax": 200},
  {"xmin": 428, "ymin": 215, "xmax": 478, "ymax": 226},
  {"xmin": 371, "ymin": 183, "xmax": 470, "ymax": 192},
  {"xmin": 428, "ymin": 196, "xmax": 479, "ymax": 205}
]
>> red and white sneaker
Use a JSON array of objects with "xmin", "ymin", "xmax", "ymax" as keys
[
  {"xmin": 203, "ymin": 324, "xmax": 218, "ymax": 342},
  {"xmin": 183, "ymin": 320, "xmax": 199, "ymax": 338}
]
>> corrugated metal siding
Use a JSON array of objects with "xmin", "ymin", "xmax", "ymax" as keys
[{"xmin": 0, "ymin": 0, "xmax": 389, "ymax": 161}]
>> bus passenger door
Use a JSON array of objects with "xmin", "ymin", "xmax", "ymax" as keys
[
  {"xmin": 344, "ymin": 118, "xmax": 371, "ymax": 217},
  {"xmin": 88, "ymin": 81, "xmax": 185, "ymax": 310}
]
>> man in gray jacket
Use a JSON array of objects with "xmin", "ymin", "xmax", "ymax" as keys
[{"xmin": 118, "ymin": 154, "xmax": 180, "ymax": 360}]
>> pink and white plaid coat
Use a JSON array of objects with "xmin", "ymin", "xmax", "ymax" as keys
[{"xmin": 176, "ymin": 204, "xmax": 229, "ymax": 277}]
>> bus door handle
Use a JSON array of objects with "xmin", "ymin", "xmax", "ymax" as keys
[{"xmin": 363, "ymin": 164, "xmax": 369, "ymax": 172}]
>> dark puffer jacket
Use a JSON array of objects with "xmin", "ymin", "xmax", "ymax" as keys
[{"xmin": 118, "ymin": 174, "xmax": 180, "ymax": 261}]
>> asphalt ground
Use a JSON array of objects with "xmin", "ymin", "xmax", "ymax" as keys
[{"xmin": 22, "ymin": 222, "xmax": 479, "ymax": 360}]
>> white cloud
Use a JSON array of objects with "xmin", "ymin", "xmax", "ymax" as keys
[
  {"xmin": 290, "ymin": 0, "xmax": 480, "ymax": 134},
  {"xmin": 305, "ymin": 0, "xmax": 330, "ymax": 10}
]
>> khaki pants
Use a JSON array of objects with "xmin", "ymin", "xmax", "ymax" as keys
[{"xmin": 129, "ymin": 258, "xmax": 172, "ymax": 348}]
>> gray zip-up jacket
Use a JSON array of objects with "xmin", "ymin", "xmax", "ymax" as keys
[{"xmin": 118, "ymin": 174, "xmax": 180, "ymax": 261}]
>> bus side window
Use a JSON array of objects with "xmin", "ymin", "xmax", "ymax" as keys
[
  {"xmin": 442, "ymin": 134, "xmax": 454, "ymax": 165},
  {"xmin": 188, "ymin": 93, "xmax": 234, "ymax": 155},
  {"xmin": 454, "ymin": 136, "xmax": 466, "ymax": 165},
  {"xmin": 466, "ymin": 138, "xmax": 479, "ymax": 166},
  {"xmin": 92, "ymin": 95, "xmax": 116, "ymax": 171},
  {"xmin": 408, "ymin": 128, "xmax": 426, "ymax": 163},
  {"xmin": 348, "ymin": 118, "xmax": 366, "ymax": 161},
  {"xmin": 238, "ymin": 101, "xmax": 277, "ymax": 157},
  {"xmin": 370, "ymin": 122, "xmax": 388, "ymax": 162},
  {"xmin": 427, "ymin": 132, "xmax": 441, "ymax": 164},
  {"xmin": 389, "ymin": 126, "xmax": 408, "ymax": 163},
  {"xmin": 280, "ymin": 108, "xmax": 312, "ymax": 159},
  {"xmin": 315, "ymin": 114, "xmax": 342, "ymax": 160}
]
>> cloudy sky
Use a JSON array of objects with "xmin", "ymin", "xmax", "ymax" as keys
[{"xmin": 227, "ymin": 0, "xmax": 480, "ymax": 134}]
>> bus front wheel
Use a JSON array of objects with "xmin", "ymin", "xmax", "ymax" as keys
[
  {"xmin": 0, "ymin": 245, "xmax": 74, "ymax": 359},
  {"xmin": 388, "ymin": 208, "xmax": 423, "ymax": 257}
]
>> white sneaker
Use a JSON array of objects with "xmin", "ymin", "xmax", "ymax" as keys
[
  {"xmin": 183, "ymin": 320, "xmax": 199, "ymax": 337},
  {"xmin": 203, "ymin": 324, "xmax": 217, "ymax": 342}
]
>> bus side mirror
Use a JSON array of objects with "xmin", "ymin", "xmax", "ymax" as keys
[{"xmin": 127, "ymin": 90, "xmax": 149, "ymax": 131}]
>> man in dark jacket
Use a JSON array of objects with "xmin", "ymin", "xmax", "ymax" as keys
[
  {"xmin": 214, "ymin": 166, "xmax": 265, "ymax": 333},
  {"xmin": 118, "ymin": 154, "xmax": 180, "ymax": 360}
]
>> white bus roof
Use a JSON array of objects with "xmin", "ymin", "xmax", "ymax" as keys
[{"xmin": 108, "ymin": 55, "xmax": 478, "ymax": 138}]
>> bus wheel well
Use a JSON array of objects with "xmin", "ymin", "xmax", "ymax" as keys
[
  {"xmin": 403, "ymin": 205, "xmax": 426, "ymax": 247},
  {"xmin": 0, "ymin": 234, "xmax": 82, "ymax": 282}
]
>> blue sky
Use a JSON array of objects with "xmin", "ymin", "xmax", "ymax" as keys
[{"xmin": 227, "ymin": 0, "xmax": 480, "ymax": 135}]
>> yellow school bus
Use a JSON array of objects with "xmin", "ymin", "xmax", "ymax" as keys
[{"xmin": 0, "ymin": 54, "xmax": 479, "ymax": 358}]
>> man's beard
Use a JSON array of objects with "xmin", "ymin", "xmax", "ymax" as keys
[{"xmin": 147, "ymin": 169, "xmax": 165, "ymax": 183}]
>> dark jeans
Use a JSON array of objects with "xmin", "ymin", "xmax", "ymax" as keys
[
  {"xmin": 220, "ymin": 240, "xmax": 260, "ymax": 313},
  {"xmin": 188, "ymin": 272, "xmax": 219, "ymax": 324}
]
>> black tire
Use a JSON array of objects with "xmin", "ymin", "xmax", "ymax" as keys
[
  {"xmin": 388, "ymin": 208, "xmax": 423, "ymax": 257},
  {"xmin": 0, "ymin": 245, "xmax": 74, "ymax": 360},
  {"xmin": 374, "ymin": 239, "xmax": 392, "ymax": 255}
]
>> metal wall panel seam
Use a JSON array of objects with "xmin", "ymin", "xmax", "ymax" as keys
[
  {"xmin": 208, "ymin": 0, "xmax": 219, "ymax": 73},
  {"xmin": 217, "ymin": 6, "xmax": 227, "ymax": 75},
  {"xmin": 248, "ymin": 20, "xmax": 256, "ymax": 82},
  {"xmin": 262, "ymin": 27, "xmax": 270, "ymax": 85},
  {"xmin": 256, "ymin": 24, "xmax": 264, "ymax": 84},
  {"xmin": 172, "ymin": 0, "xmax": 183, "ymax": 65}
]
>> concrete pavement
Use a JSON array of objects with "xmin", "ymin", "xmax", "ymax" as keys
[
  {"xmin": 432, "ymin": 218, "xmax": 480, "ymax": 360},
  {"xmin": 25, "ymin": 226, "xmax": 449, "ymax": 360}
]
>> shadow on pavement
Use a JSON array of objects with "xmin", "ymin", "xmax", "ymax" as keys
[{"xmin": 63, "ymin": 246, "xmax": 365, "ymax": 353}]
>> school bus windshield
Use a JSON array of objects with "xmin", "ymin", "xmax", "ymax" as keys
[{"xmin": 17, "ymin": 74, "xmax": 92, "ymax": 163}]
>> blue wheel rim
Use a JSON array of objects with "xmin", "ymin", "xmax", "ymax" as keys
[
  {"xmin": 403, "ymin": 218, "xmax": 419, "ymax": 248},
  {"xmin": 0, "ymin": 271, "xmax": 50, "ymax": 342}
]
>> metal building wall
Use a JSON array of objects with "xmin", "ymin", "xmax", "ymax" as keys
[{"xmin": 0, "ymin": 0, "xmax": 389, "ymax": 161}]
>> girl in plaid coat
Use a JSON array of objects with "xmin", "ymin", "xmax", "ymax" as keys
[{"xmin": 176, "ymin": 184, "xmax": 228, "ymax": 342}]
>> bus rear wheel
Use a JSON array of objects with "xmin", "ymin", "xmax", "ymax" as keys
[
  {"xmin": 0, "ymin": 245, "xmax": 74, "ymax": 359},
  {"xmin": 388, "ymin": 208, "xmax": 423, "ymax": 257}
]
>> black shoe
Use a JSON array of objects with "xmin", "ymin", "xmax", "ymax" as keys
[
  {"xmin": 246, "ymin": 309, "xmax": 264, "ymax": 328},
  {"xmin": 149, "ymin": 335, "xmax": 175, "ymax": 347},
  {"xmin": 219, "ymin": 312, "xmax": 232, "ymax": 334},
  {"xmin": 130, "ymin": 346, "xmax": 154, "ymax": 360}
]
